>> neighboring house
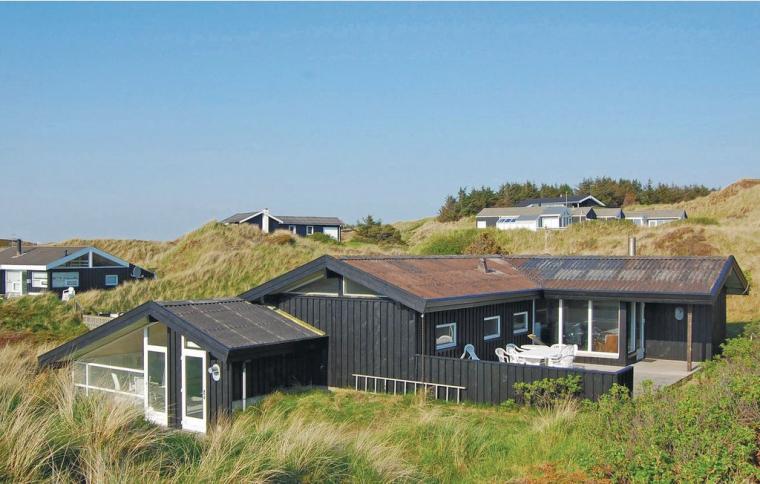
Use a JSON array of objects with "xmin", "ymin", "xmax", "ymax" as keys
[
  {"xmin": 593, "ymin": 207, "xmax": 625, "ymax": 220},
  {"xmin": 40, "ymin": 253, "xmax": 748, "ymax": 431},
  {"xmin": 516, "ymin": 194, "xmax": 606, "ymax": 208},
  {"xmin": 625, "ymin": 209, "xmax": 687, "ymax": 227},
  {"xmin": 571, "ymin": 207, "xmax": 597, "ymax": 223},
  {"xmin": 476, "ymin": 207, "xmax": 572, "ymax": 231},
  {"xmin": 0, "ymin": 241, "xmax": 153, "ymax": 297},
  {"xmin": 222, "ymin": 208, "xmax": 344, "ymax": 240}
]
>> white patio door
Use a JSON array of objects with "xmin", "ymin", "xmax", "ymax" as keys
[
  {"xmin": 181, "ymin": 338, "xmax": 207, "ymax": 432},
  {"xmin": 5, "ymin": 271, "xmax": 23, "ymax": 295}
]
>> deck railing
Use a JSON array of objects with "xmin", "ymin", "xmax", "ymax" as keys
[{"xmin": 352, "ymin": 373, "xmax": 466, "ymax": 403}]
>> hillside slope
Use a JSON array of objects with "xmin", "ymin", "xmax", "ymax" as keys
[{"xmin": 2, "ymin": 180, "xmax": 757, "ymax": 340}]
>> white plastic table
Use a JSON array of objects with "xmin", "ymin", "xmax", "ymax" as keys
[{"xmin": 517, "ymin": 347, "xmax": 560, "ymax": 365}]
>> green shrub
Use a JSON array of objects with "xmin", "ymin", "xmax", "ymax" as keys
[
  {"xmin": 513, "ymin": 375, "xmax": 582, "ymax": 408},
  {"xmin": 309, "ymin": 232, "xmax": 340, "ymax": 245},
  {"xmin": 415, "ymin": 229, "xmax": 478, "ymax": 255},
  {"xmin": 354, "ymin": 215, "xmax": 403, "ymax": 245},
  {"xmin": 464, "ymin": 231, "xmax": 505, "ymax": 255},
  {"xmin": 685, "ymin": 216, "xmax": 719, "ymax": 226}
]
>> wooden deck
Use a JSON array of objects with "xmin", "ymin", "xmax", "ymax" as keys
[{"xmin": 575, "ymin": 358, "xmax": 700, "ymax": 396}]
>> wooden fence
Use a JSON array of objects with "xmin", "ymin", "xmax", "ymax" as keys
[{"xmin": 415, "ymin": 354, "xmax": 634, "ymax": 403}]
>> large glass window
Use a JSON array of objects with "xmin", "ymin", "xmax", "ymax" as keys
[
  {"xmin": 562, "ymin": 300, "xmax": 589, "ymax": 351},
  {"xmin": 52, "ymin": 272, "xmax": 79, "ymax": 288},
  {"xmin": 31, "ymin": 272, "xmax": 48, "ymax": 288},
  {"xmin": 147, "ymin": 323, "xmax": 167, "ymax": 346},
  {"xmin": 184, "ymin": 355, "xmax": 204, "ymax": 419},
  {"xmin": 627, "ymin": 303, "xmax": 636, "ymax": 353},
  {"xmin": 591, "ymin": 301, "xmax": 619, "ymax": 353},
  {"xmin": 147, "ymin": 351, "xmax": 166, "ymax": 413},
  {"xmin": 512, "ymin": 312, "xmax": 529, "ymax": 335},
  {"xmin": 435, "ymin": 323, "xmax": 457, "ymax": 350}
]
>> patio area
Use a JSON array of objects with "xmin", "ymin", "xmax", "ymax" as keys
[{"xmin": 575, "ymin": 359, "xmax": 700, "ymax": 397}]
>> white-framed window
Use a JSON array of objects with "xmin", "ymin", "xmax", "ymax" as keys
[
  {"xmin": 306, "ymin": 226, "xmax": 314, "ymax": 235},
  {"xmin": 512, "ymin": 312, "xmax": 529, "ymax": 334},
  {"xmin": 288, "ymin": 225, "xmax": 297, "ymax": 234},
  {"xmin": 483, "ymin": 316, "xmax": 501, "ymax": 340},
  {"xmin": 476, "ymin": 220, "xmax": 487, "ymax": 229},
  {"xmin": 558, "ymin": 299, "xmax": 621, "ymax": 358},
  {"xmin": 52, "ymin": 272, "xmax": 79, "ymax": 288},
  {"xmin": 31, "ymin": 271, "xmax": 48, "ymax": 288},
  {"xmin": 435, "ymin": 322, "xmax": 457, "ymax": 350},
  {"xmin": 105, "ymin": 274, "xmax": 119, "ymax": 286}
]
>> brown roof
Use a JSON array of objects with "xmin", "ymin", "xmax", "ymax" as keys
[
  {"xmin": 0, "ymin": 246, "xmax": 86, "ymax": 266},
  {"xmin": 341, "ymin": 256, "xmax": 540, "ymax": 300},
  {"xmin": 506, "ymin": 255, "xmax": 745, "ymax": 297}
]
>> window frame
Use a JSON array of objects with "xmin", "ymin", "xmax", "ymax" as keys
[
  {"xmin": 288, "ymin": 225, "xmax": 297, "ymax": 234},
  {"xmin": 51, "ymin": 271, "xmax": 80, "ymax": 288},
  {"xmin": 306, "ymin": 226, "xmax": 314, "ymax": 235},
  {"xmin": 435, "ymin": 322, "xmax": 457, "ymax": 350},
  {"xmin": 483, "ymin": 315, "xmax": 501, "ymax": 341},
  {"xmin": 31, "ymin": 271, "xmax": 48, "ymax": 288},
  {"xmin": 557, "ymin": 299, "xmax": 620, "ymax": 359},
  {"xmin": 512, "ymin": 311, "xmax": 529, "ymax": 335},
  {"xmin": 105, "ymin": 274, "xmax": 119, "ymax": 287}
]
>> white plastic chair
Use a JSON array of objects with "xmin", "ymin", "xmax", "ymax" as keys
[
  {"xmin": 111, "ymin": 373, "xmax": 121, "ymax": 391},
  {"xmin": 460, "ymin": 344, "xmax": 480, "ymax": 360},
  {"xmin": 548, "ymin": 344, "xmax": 577, "ymax": 368},
  {"xmin": 495, "ymin": 348, "xmax": 508, "ymax": 363},
  {"xmin": 506, "ymin": 343, "xmax": 524, "ymax": 352},
  {"xmin": 505, "ymin": 346, "xmax": 523, "ymax": 364}
]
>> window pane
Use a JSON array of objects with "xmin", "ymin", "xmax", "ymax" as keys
[
  {"xmin": 627, "ymin": 303, "xmax": 636, "ymax": 353},
  {"xmin": 184, "ymin": 355, "xmax": 204, "ymax": 419},
  {"xmin": 512, "ymin": 313, "xmax": 528, "ymax": 334},
  {"xmin": 484, "ymin": 317, "xmax": 500, "ymax": 339},
  {"xmin": 147, "ymin": 351, "xmax": 166, "ymax": 413},
  {"xmin": 148, "ymin": 323, "xmax": 167, "ymax": 346},
  {"xmin": 562, "ymin": 300, "xmax": 588, "ymax": 351},
  {"xmin": 592, "ymin": 301, "xmax": 619, "ymax": 353},
  {"xmin": 435, "ymin": 324, "xmax": 456, "ymax": 349}
]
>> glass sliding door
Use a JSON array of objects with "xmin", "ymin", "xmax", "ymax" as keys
[
  {"xmin": 591, "ymin": 301, "xmax": 620, "ymax": 353},
  {"xmin": 562, "ymin": 300, "xmax": 589, "ymax": 351},
  {"xmin": 144, "ymin": 324, "xmax": 167, "ymax": 426},
  {"xmin": 636, "ymin": 302, "xmax": 645, "ymax": 360},
  {"xmin": 181, "ymin": 338, "xmax": 206, "ymax": 432}
]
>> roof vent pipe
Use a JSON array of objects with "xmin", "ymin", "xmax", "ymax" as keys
[
  {"xmin": 478, "ymin": 257, "xmax": 490, "ymax": 273},
  {"xmin": 628, "ymin": 236, "xmax": 637, "ymax": 257},
  {"xmin": 16, "ymin": 239, "xmax": 22, "ymax": 256}
]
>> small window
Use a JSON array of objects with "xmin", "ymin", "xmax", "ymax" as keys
[
  {"xmin": 306, "ymin": 226, "xmax": 314, "ymax": 235},
  {"xmin": 105, "ymin": 274, "xmax": 119, "ymax": 286},
  {"xmin": 512, "ymin": 312, "xmax": 529, "ymax": 334},
  {"xmin": 497, "ymin": 216, "xmax": 517, "ymax": 224},
  {"xmin": 484, "ymin": 316, "xmax": 501, "ymax": 340},
  {"xmin": 288, "ymin": 225, "xmax": 297, "ymax": 234},
  {"xmin": 435, "ymin": 323, "xmax": 457, "ymax": 350},
  {"xmin": 476, "ymin": 220, "xmax": 487, "ymax": 229},
  {"xmin": 31, "ymin": 272, "xmax": 48, "ymax": 288}
]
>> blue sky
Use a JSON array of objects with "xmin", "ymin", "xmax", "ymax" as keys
[{"xmin": 1, "ymin": 3, "xmax": 758, "ymax": 242}]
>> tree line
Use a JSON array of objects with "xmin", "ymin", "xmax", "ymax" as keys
[{"xmin": 437, "ymin": 177, "xmax": 714, "ymax": 222}]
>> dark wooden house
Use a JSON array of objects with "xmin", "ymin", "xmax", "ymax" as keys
[
  {"xmin": 241, "ymin": 254, "xmax": 748, "ymax": 384},
  {"xmin": 222, "ymin": 209, "xmax": 344, "ymax": 241},
  {"xmin": 1, "ymin": 241, "xmax": 153, "ymax": 297},
  {"xmin": 38, "ymin": 298, "xmax": 328, "ymax": 432}
]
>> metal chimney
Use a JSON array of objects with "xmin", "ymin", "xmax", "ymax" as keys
[
  {"xmin": 478, "ymin": 257, "xmax": 490, "ymax": 273},
  {"xmin": 15, "ymin": 239, "xmax": 22, "ymax": 256},
  {"xmin": 628, "ymin": 236, "xmax": 637, "ymax": 256}
]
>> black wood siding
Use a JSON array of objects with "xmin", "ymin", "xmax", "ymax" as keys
[
  {"xmin": 420, "ymin": 301, "xmax": 534, "ymax": 361},
  {"xmin": 167, "ymin": 327, "xmax": 182, "ymax": 428},
  {"xmin": 275, "ymin": 295, "xmax": 418, "ymax": 388},
  {"xmin": 230, "ymin": 339, "xmax": 328, "ymax": 401},
  {"xmin": 414, "ymin": 354, "xmax": 633, "ymax": 403},
  {"xmin": 207, "ymin": 355, "xmax": 232, "ymax": 425},
  {"xmin": 645, "ymin": 303, "xmax": 715, "ymax": 361}
]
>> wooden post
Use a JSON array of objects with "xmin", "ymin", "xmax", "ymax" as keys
[{"xmin": 686, "ymin": 305, "xmax": 693, "ymax": 372}]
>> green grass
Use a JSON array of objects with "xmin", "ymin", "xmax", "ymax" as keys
[{"xmin": 0, "ymin": 294, "xmax": 85, "ymax": 342}]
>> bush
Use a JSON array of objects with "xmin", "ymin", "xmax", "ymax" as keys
[
  {"xmin": 464, "ymin": 231, "xmax": 505, "ymax": 255},
  {"xmin": 684, "ymin": 216, "xmax": 719, "ymax": 226},
  {"xmin": 415, "ymin": 229, "xmax": 478, "ymax": 255},
  {"xmin": 265, "ymin": 231, "xmax": 295, "ymax": 246},
  {"xmin": 513, "ymin": 375, "xmax": 582, "ymax": 408},
  {"xmin": 354, "ymin": 215, "xmax": 403, "ymax": 245},
  {"xmin": 309, "ymin": 232, "xmax": 340, "ymax": 245}
]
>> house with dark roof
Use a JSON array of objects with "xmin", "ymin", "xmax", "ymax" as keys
[
  {"xmin": 476, "ymin": 206, "xmax": 573, "ymax": 231},
  {"xmin": 222, "ymin": 208, "xmax": 344, "ymax": 240},
  {"xmin": 625, "ymin": 209, "xmax": 687, "ymax": 227},
  {"xmin": 517, "ymin": 194, "xmax": 605, "ymax": 208},
  {"xmin": 0, "ymin": 240, "xmax": 153, "ymax": 297},
  {"xmin": 39, "ymin": 252, "xmax": 749, "ymax": 431},
  {"xmin": 571, "ymin": 207, "xmax": 597, "ymax": 223}
]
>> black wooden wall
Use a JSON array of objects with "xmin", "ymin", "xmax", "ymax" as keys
[
  {"xmin": 645, "ymin": 302, "xmax": 716, "ymax": 361},
  {"xmin": 420, "ymin": 300, "xmax": 534, "ymax": 361},
  {"xmin": 275, "ymin": 295, "xmax": 418, "ymax": 388},
  {"xmin": 167, "ymin": 327, "xmax": 181, "ymax": 428}
]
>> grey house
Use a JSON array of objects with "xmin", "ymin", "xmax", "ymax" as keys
[
  {"xmin": 625, "ymin": 209, "xmax": 687, "ymax": 227},
  {"xmin": 593, "ymin": 207, "xmax": 625, "ymax": 220},
  {"xmin": 476, "ymin": 206, "xmax": 573, "ymax": 231},
  {"xmin": 0, "ymin": 241, "xmax": 153, "ymax": 297},
  {"xmin": 222, "ymin": 209, "xmax": 344, "ymax": 240}
]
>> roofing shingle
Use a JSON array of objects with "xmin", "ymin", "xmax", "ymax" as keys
[{"xmin": 0, "ymin": 246, "xmax": 86, "ymax": 266}]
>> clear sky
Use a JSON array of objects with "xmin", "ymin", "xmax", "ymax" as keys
[{"xmin": 1, "ymin": 3, "xmax": 758, "ymax": 242}]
